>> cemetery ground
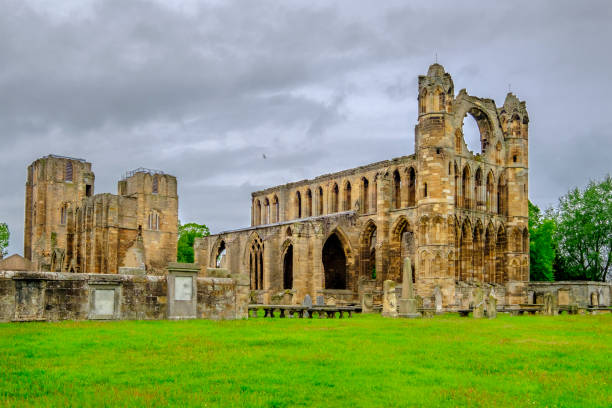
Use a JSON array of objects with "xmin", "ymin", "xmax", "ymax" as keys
[{"xmin": 1, "ymin": 314, "xmax": 610, "ymax": 408}]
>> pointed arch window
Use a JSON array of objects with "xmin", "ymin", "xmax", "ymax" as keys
[
  {"xmin": 152, "ymin": 175, "xmax": 159, "ymax": 194},
  {"xmin": 295, "ymin": 191, "xmax": 302, "ymax": 219},
  {"xmin": 361, "ymin": 177, "xmax": 369, "ymax": 213},
  {"xmin": 305, "ymin": 189, "xmax": 312, "ymax": 217},
  {"xmin": 317, "ymin": 186, "xmax": 324, "ymax": 215},
  {"xmin": 249, "ymin": 236, "xmax": 264, "ymax": 290},
  {"xmin": 344, "ymin": 182, "xmax": 352, "ymax": 211},
  {"xmin": 393, "ymin": 170, "xmax": 401, "ymax": 209},
  {"xmin": 332, "ymin": 183, "xmax": 339, "ymax": 213}
]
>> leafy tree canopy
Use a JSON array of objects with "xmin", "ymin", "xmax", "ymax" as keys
[
  {"xmin": 0, "ymin": 223, "xmax": 8, "ymax": 258},
  {"xmin": 554, "ymin": 176, "xmax": 611, "ymax": 281},
  {"xmin": 177, "ymin": 222, "xmax": 210, "ymax": 263},
  {"xmin": 528, "ymin": 201, "xmax": 555, "ymax": 281}
]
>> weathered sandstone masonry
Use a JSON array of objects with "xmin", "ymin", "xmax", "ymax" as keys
[
  {"xmin": 195, "ymin": 64, "xmax": 530, "ymax": 311},
  {"xmin": 0, "ymin": 267, "xmax": 243, "ymax": 322},
  {"xmin": 25, "ymin": 156, "xmax": 178, "ymax": 274}
]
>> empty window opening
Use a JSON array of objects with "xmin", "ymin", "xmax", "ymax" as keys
[
  {"xmin": 393, "ymin": 170, "xmax": 401, "ymax": 209},
  {"xmin": 362, "ymin": 178, "xmax": 369, "ymax": 213},
  {"xmin": 296, "ymin": 191, "xmax": 302, "ymax": 218},
  {"xmin": 86, "ymin": 184, "xmax": 92, "ymax": 197},
  {"xmin": 283, "ymin": 245, "xmax": 293, "ymax": 290},
  {"xmin": 344, "ymin": 182, "xmax": 352, "ymax": 211},
  {"xmin": 462, "ymin": 114, "xmax": 481, "ymax": 154},
  {"xmin": 323, "ymin": 234, "xmax": 347, "ymax": 289},
  {"xmin": 152, "ymin": 176, "xmax": 158, "ymax": 194},
  {"xmin": 215, "ymin": 241, "xmax": 226, "ymax": 268}
]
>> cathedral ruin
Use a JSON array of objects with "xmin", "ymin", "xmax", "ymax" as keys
[
  {"xmin": 195, "ymin": 64, "xmax": 531, "ymax": 309},
  {"xmin": 24, "ymin": 156, "xmax": 178, "ymax": 275}
]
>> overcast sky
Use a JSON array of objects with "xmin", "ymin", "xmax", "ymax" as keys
[{"xmin": 1, "ymin": 0, "xmax": 611, "ymax": 255}]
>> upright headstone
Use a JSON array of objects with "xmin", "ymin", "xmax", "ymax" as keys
[
  {"xmin": 361, "ymin": 292, "xmax": 374, "ymax": 313},
  {"xmin": 302, "ymin": 294, "xmax": 313, "ymax": 308},
  {"xmin": 382, "ymin": 280, "xmax": 398, "ymax": 318},
  {"xmin": 167, "ymin": 262, "xmax": 199, "ymax": 320},
  {"xmin": 398, "ymin": 257, "xmax": 420, "ymax": 318},
  {"xmin": 543, "ymin": 292, "xmax": 558, "ymax": 315},
  {"xmin": 434, "ymin": 286, "xmax": 443, "ymax": 312},
  {"xmin": 316, "ymin": 295, "xmax": 325, "ymax": 306},
  {"xmin": 472, "ymin": 286, "xmax": 484, "ymax": 319},
  {"xmin": 487, "ymin": 292, "xmax": 497, "ymax": 319}
]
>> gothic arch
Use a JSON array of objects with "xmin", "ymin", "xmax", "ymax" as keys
[
  {"xmin": 323, "ymin": 227, "xmax": 353, "ymax": 290},
  {"xmin": 496, "ymin": 224, "xmax": 507, "ymax": 283},
  {"xmin": 359, "ymin": 220, "xmax": 377, "ymax": 280},
  {"xmin": 246, "ymin": 233, "xmax": 264, "ymax": 290}
]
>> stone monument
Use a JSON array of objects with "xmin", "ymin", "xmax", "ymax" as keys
[
  {"xmin": 361, "ymin": 292, "xmax": 374, "ymax": 313},
  {"xmin": 487, "ymin": 290, "xmax": 497, "ymax": 319},
  {"xmin": 398, "ymin": 257, "xmax": 420, "ymax": 318},
  {"xmin": 382, "ymin": 280, "xmax": 398, "ymax": 318},
  {"xmin": 472, "ymin": 286, "xmax": 485, "ymax": 319}
]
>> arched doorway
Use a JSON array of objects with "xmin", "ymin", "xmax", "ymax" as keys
[
  {"xmin": 283, "ymin": 245, "xmax": 293, "ymax": 290},
  {"xmin": 323, "ymin": 233, "xmax": 347, "ymax": 289}
]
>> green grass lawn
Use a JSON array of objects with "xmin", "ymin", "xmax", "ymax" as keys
[{"xmin": 0, "ymin": 314, "xmax": 610, "ymax": 408}]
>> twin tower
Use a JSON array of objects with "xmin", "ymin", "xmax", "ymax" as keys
[{"xmin": 24, "ymin": 155, "xmax": 178, "ymax": 274}]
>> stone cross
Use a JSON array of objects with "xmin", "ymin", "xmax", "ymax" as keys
[{"xmin": 382, "ymin": 280, "xmax": 398, "ymax": 318}]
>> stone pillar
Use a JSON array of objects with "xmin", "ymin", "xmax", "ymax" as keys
[
  {"xmin": 382, "ymin": 279, "xmax": 398, "ymax": 318},
  {"xmin": 472, "ymin": 286, "xmax": 484, "ymax": 318},
  {"xmin": 167, "ymin": 262, "xmax": 199, "ymax": 320},
  {"xmin": 398, "ymin": 257, "xmax": 420, "ymax": 318}
]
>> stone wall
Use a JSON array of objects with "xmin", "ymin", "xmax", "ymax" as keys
[
  {"xmin": 528, "ymin": 281, "xmax": 611, "ymax": 308},
  {"xmin": 0, "ymin": 270, "xmax": 243, "ymax": 322}
]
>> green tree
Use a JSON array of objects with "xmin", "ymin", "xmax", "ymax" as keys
[
  {"xmin": 528, "ymin": 201, "xmax": 555, "ymax": 281},
  {"xmin": 554, "ymin": 176, "xmax": 612, "ymax": 281},
  {"xmin": 0, "ymin": 223, "xmax": 8, "ymax": 258},
  {"xmin": 177, "ymin": 222, "xmax": 210, "ymax": 263}
]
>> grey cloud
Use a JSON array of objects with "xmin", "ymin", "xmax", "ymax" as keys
[{"xmin": 1, "ymin": 0, "xmax": 612, "ymax": 255}]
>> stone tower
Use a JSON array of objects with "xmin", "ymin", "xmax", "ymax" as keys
[
  {"xmin": 415, "ymin": 64, "xmax": 456, "ymax": 300},
  {"xmin": 118, "ymin": 169, "xmax": 179, "ymax": 273},
  {"xmin": 24, "ymin": 155, "xmax": 94, "ymax": 271}
]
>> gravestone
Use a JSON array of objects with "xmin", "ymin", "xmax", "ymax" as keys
[
  {"xmin": 398, "ymin": 257, "xmax": 420, "ymax": 318},
  {"xmin": 543, "ymin": 292, "xmax": 558, "ymax": 315},
  {"xmin": 167, "ymin": 262, "xmax": 199, "ymax": 320},
  {"xmin": 302, "ymin": 294, "xmax": 313, "ymax": 307},
  {"xmin": 591, "ymin": 292, "xmax": 599, "ymax": 307},
  {"xmin": 94, "ymin": 289, "xmax": 115, "ymax": 315},
  {"xmin": 316, "ymin": 295, "xmax": 325, "ymax": 306},
  {"xmin": 88, "ymin": 283, "xmax": 120, "ymax": 320},
  {"xmin": 487, "ymin": 292, "xmax": 497, "ymax": 319},
  {"xmin": 361, "ymin": 292, "xmax": 374, "ymax": 313},
  {"xmin": 434, "ymin": 286, "xmax": 443, "ymax": 312},
  {"xmin": 382, "ymin": 280, "xmax": 398, "ymax": 318},
  {"xmin": 472, "ymin": 286, "xmax": 484, "ymax": 319}
]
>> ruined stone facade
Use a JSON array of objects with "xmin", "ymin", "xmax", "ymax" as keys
[
  {"xmin": 195, "ymin": 64, "xmax": 530, "ymax": 310},
  {"xmin": 24, "ymin": 155, "xmax": 178, "ymax": 274}
]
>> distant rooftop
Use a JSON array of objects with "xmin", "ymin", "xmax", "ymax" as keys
[
  {"xmin": 122, "ymin": 167, "xmax": 166, "ymax": 180},
  {"xmin": 43, "ymin": 154, "xmax": 87, "ymax": 163}
]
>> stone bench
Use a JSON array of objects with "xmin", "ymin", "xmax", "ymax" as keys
[{"xmin": 247, "ymin": 304, "xmax": 359, "ymax": 319}]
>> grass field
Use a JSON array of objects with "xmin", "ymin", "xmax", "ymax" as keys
[{"xmin": 0, "ymin": 314, "xmax": 610, "ymax": 407}]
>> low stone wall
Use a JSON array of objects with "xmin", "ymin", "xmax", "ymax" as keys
[
  {"xmin": 0, "ymin": 270, "xmax": 244, "ymax": 323},
  {"xmin": 527, "ymin": 281, "xmax": 611, "ymax": 308}
]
